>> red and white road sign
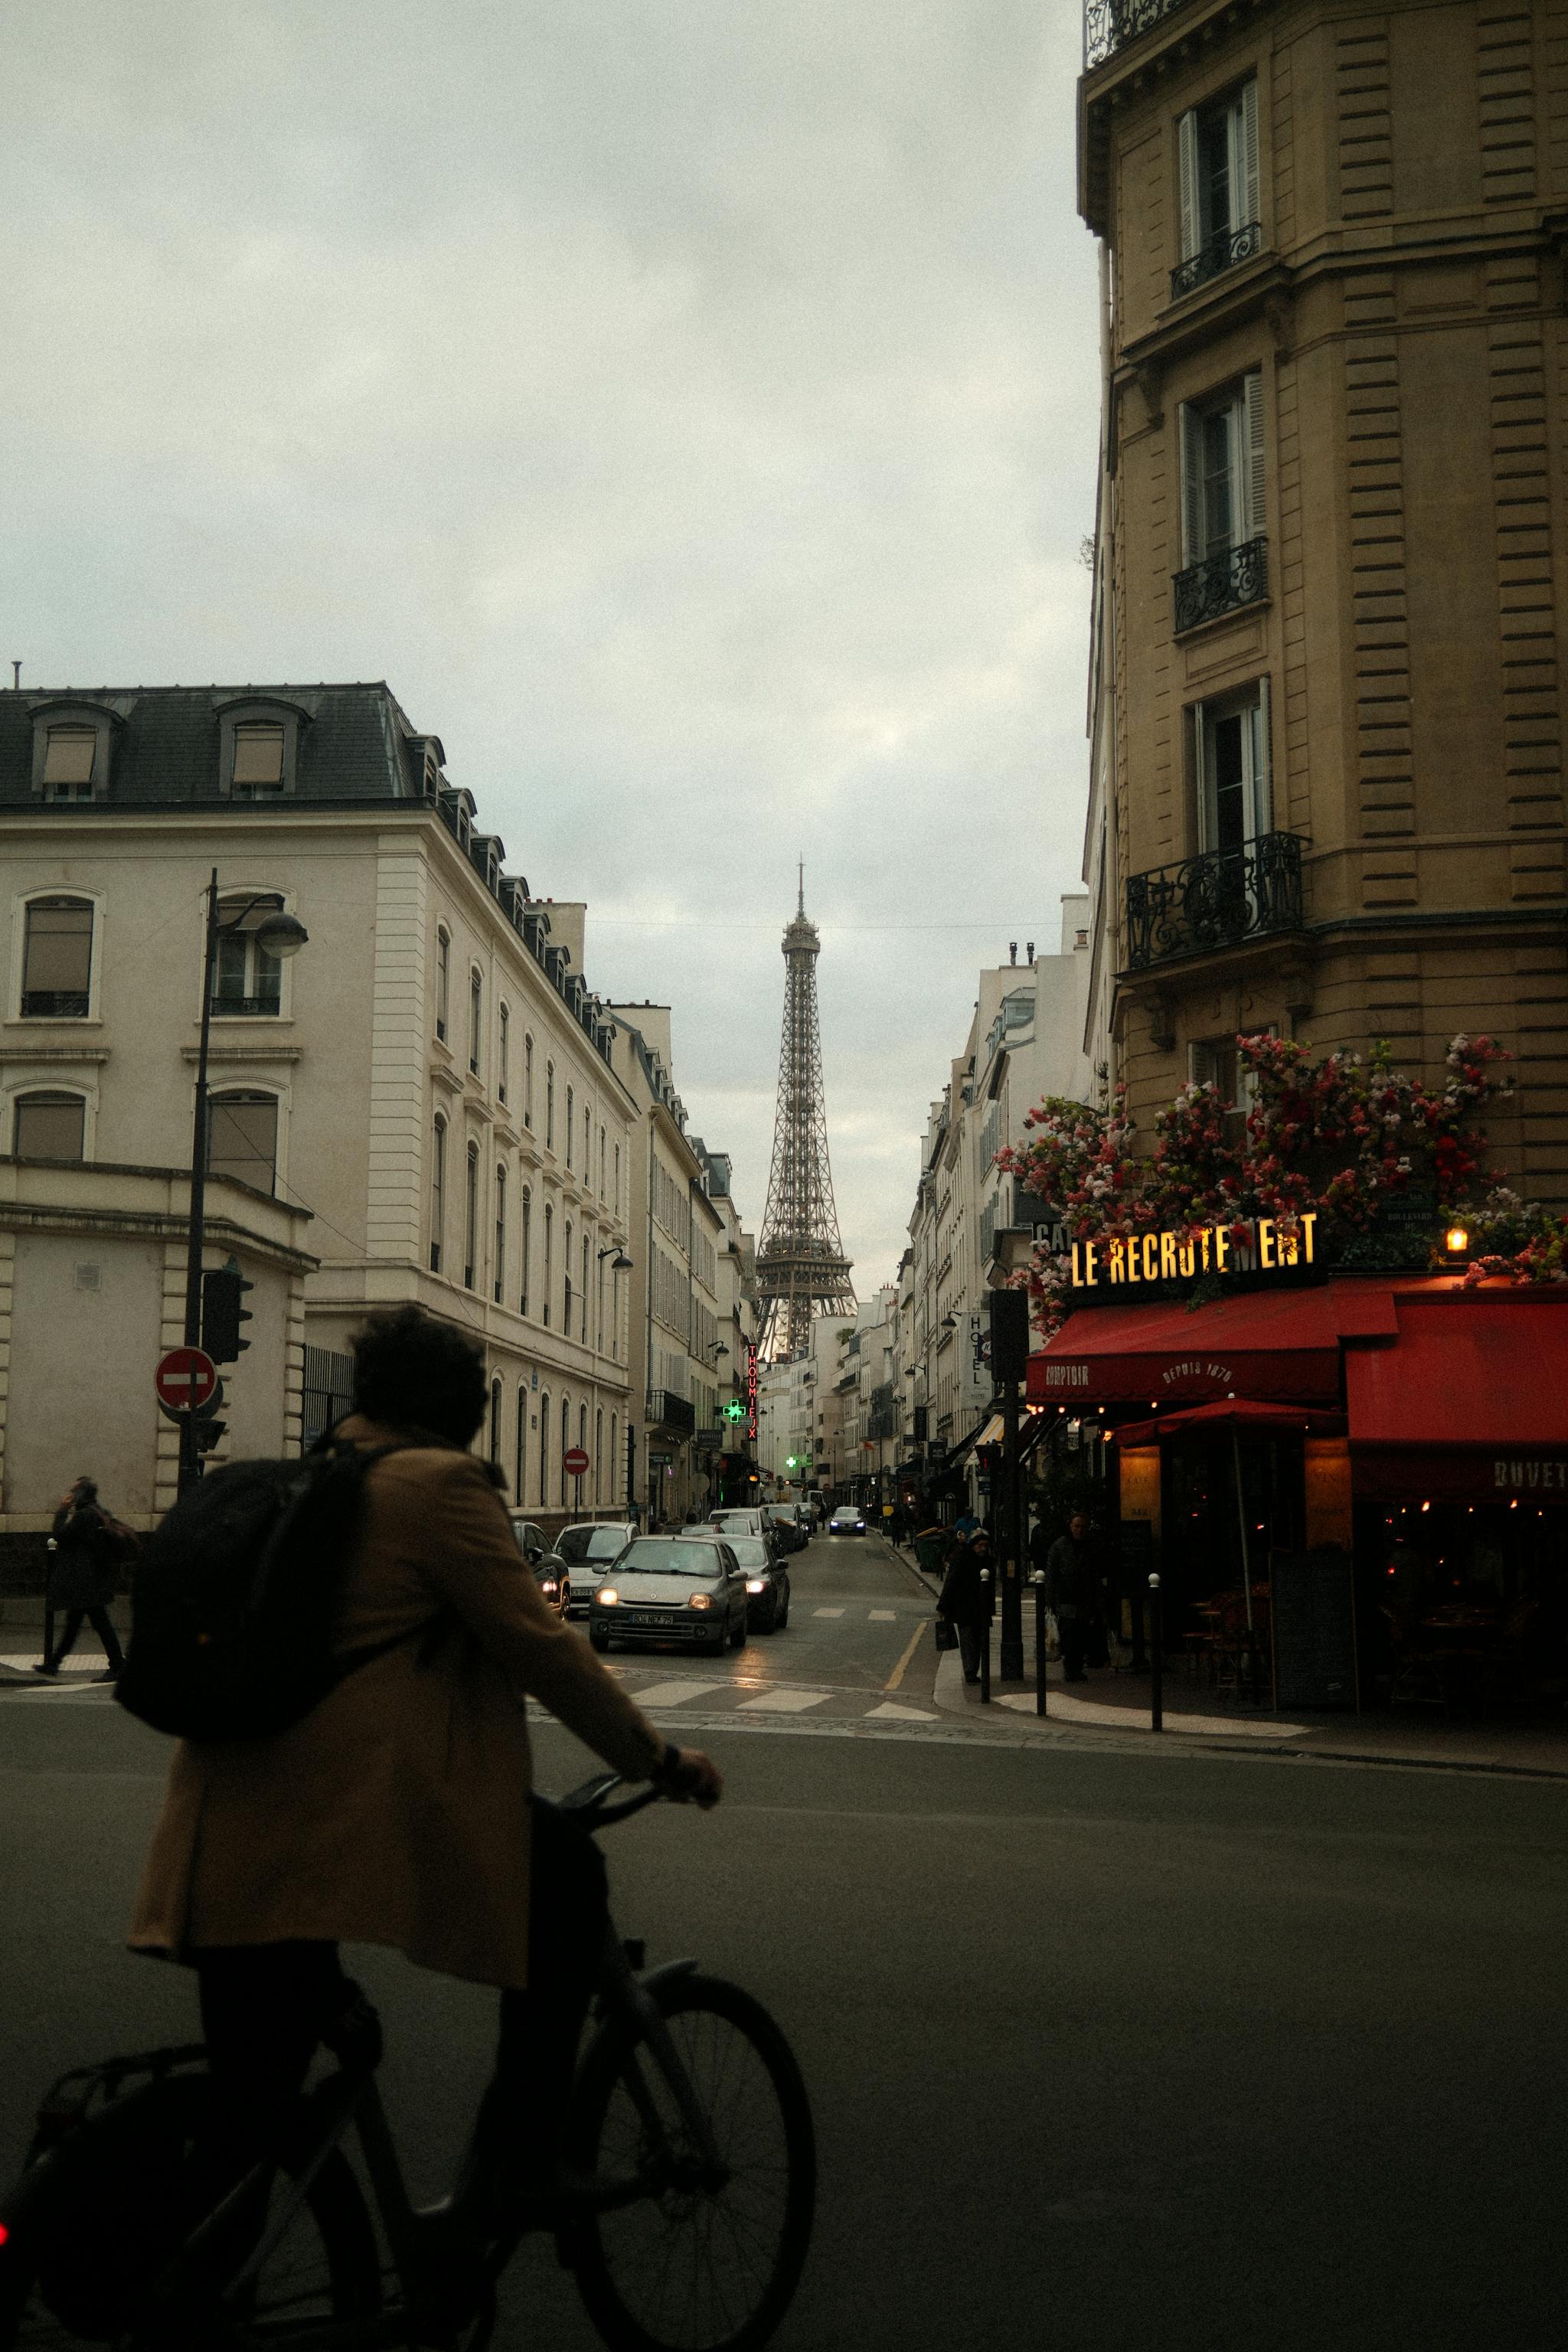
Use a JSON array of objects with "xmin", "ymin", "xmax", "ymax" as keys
[
  {"xmin": 564, "ymin": 1446, "xmax": 590, "ymax": 1478},
  {"xmin": 155, "ymin": 1345, "xmax": 218, "ymax": 1412}
]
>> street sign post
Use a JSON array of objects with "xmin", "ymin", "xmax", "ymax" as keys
[
  {"xmin": 564, "ymin": 1447, "xmax": 590, "ymax": 1477},
  {"xmin": 155, "ymin": 1345, "xmax": 218, "ymax": 1414}
]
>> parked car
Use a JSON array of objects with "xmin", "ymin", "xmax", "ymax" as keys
[
  {"xmin": 509, "ymin": 1517, "xmax": 571, "ymax": 1617},
  {"xmin": 762, "ymin": 1504, "xmax": 806, "ymax": 1554},
  {"xmin": 726, "ymin": 1535, "xmax": 791, "ymax": 1632},
  {"xmin": 590, "ymin": 1535, "xmax": 750, "ymax": 1655},
  {"xmin": 710, "ymin": 1507, "xmax": 768, "ymax": 1542},
  {"xmin": 551, "ymin": 1521, "xmax": 637, "ymax": 1618},
  {"xmin": 828, "ymin": 1506, "xmax": 867, "ymax": 1537}
]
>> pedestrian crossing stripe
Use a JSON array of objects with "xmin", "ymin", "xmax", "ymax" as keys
[
  {"xmin": 812, "ymin": 1608, "xmax": 844, "ymax": 1618},
  {"xmin": 738, "ymin": 1688, "xmax": 831, "ymax": 1713}
]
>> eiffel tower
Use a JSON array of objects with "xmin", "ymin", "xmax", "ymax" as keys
[{"xmin": 755, "ymin": 869, "xmax": 856, "ymax": 1361}]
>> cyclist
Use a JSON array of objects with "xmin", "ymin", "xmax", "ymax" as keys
[{"xmin": 127, "ymin": 1304, "xmax": 721, "ymax": 2231}]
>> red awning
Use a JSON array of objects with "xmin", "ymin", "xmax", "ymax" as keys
[
  {"xmin": 1346, "ymin": 1290, "xmax": 1568, "ymax": 1499},
  {"xmin": 1024, "ymin": 1282, "xmax": 1390, "ymax": 1407},
  {"xmin": 1109, "ymin": 1400, "xmax": 1348, "ymax": 1448}
]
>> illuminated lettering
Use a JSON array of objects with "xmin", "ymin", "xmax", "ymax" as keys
[
  {"xmin": 1142, "ymin": 1232, "xmax": 1158, "ymax": 1282},
  {"xmin": 1178, "ymin": 1236, "xmax": 1195, "ymax": 1279},
  {"xmin": 1070, "ymin": 1241, "xmax": 1083, "ymax": 1287},
  {"xmin": 1083, "ymin": 1241, "xmax": 1099, "ymax": 1288},
  {"xmin": 1160, "ymin": 1231, "xmax": 1178, "ymax": 1280},
  {"xmin": 1215, "ymin": 1226, "xmax": 1231, "ymax": 1272},
  {"xmin": 1301, "ymin": 1211, "xmax": 1317, "ymax": 1264},
  {"xmin": 1259, "ymin": 1218, "xmax": 1275, "ymax": 1270},
  {"xmin": 1107, "ymin": 1240, "xmax": 1125, "ymax": 1284}
]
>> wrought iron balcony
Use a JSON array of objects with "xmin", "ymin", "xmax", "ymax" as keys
[
  {"xmin": 646, "ymin": 1388, "xmax": 696, "ymax": 1435},
  {"xmin": 1085, "ymin": 0, "xmax": 1194, "ymax": 70},
  {"xmin": 1125, "ymin": 834, "xmax": 1305, "ymax": 969},
  {"xmin": 20, "ymin": 991, "xmax": 89, "ymax": 1018},
  {"xmin": 1173, "ymin": 535, "xmax": 1268, "ymax": 634},
  {"xmin": 1171, "ymin": 220, "xmax": 1263, "ymax": 301}
]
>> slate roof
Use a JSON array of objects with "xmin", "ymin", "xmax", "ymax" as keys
[{"xmin": 0, "ymin": 681, "xmax": 426, "ymax": 805}]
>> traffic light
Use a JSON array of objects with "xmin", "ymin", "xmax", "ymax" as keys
[
  {"xmin": 195, "ymin": 1417, "xmax": 227, "ymax": 1454},
  {"xmin": 202, "ymin": 1256, "xmax": 253, "ymax": 1363},
  {"xmin": 988, "ymin": 1287, "xmax": 1031, "ymax": 1382}
]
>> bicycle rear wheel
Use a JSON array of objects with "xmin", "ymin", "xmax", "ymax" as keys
[
  {"xmin": 565, "ymin": 1972, "xmax": 815, "ymax": 2352},
  {"xmin": 0, "ymin": 2071, "xmax": 381, "ymax": 2347}
]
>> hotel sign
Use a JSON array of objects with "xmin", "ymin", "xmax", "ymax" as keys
[{"xmin": 1066, "ymin": 1213, "xmax": 1320, "ymax": 1295}]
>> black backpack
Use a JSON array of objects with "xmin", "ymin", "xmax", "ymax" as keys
[{"xmin": 115, "ymin": 1439, "xmax": 417, "ymax": 1743}]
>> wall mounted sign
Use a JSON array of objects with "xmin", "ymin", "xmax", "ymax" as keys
[{"xmin": 1066, "ymin": 1213, "xmax": 1320, "ymax": 1295}]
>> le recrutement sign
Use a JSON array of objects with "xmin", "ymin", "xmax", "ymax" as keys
[{"xmin": 1063, "ymin": 1212, "xmax": 1321, "ymax": 1296}]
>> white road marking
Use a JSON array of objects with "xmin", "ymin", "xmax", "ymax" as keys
[
  {"xmin": 868, "ymin": 1609, "xmax": 897, "ymax": 1622},
  {"xmin": 812, "ymin": 1607, "xmax": 844, "ymax": 1619},
  {"xmin": 866, "ymin": 1700, "xmax": 936, "ymax": 1721},
  {"xmin": 621, "ymin": 1680, "xmax": 731, "ymax": 1708},
  {"xmin": 738, "ymin": 1687, "xmax": 831, "ymax": 1713}
]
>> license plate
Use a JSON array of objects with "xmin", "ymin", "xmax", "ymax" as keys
[{"xmin": 632, "ymin": 1612, "xmax": 669, "ymax": 1626}]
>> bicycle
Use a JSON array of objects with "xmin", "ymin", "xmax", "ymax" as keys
[{"xmin": 0, "ymin": 1772, "xmax": 816, "ymax": 2352}]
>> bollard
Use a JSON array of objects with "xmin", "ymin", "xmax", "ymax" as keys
[
  {"xmin": 1148, "ymin": 1572, "xmax": 1163, "ymax": 1733},
  {"xmin": 978, "ymin": 1567, "xmax": 991, "ymax": 1705},
  {"xmin": 1031, "ymin": 1569, "xmax": 1048, "ymax": 1718}
]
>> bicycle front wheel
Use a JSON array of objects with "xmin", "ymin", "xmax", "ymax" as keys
[{"xmin": 565, "ymin": 1971, "xmax": 815, "ymax": 2352}]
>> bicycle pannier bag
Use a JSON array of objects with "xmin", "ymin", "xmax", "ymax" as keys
[{"xmin": 115, "ymin": 1440, "xmax": 412, "ymax": 1742}]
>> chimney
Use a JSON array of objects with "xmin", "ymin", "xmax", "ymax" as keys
[
  {"xmin": 1008, "ymin": 942, "xmax": 1018, "ymax": 965},
  {"xmin": 1025, "ymin": 940, "xmax": 1034, "ymax": 962},
  {"xmin": 1075, "ymin": 929, "xmax": 1089, "ymax": 951}
]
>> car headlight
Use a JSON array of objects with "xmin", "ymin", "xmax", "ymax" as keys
[
  {"xmin": 540, "ymin": 1579, "xmax": 558, "ymax": 1595},
  {"xmin": 688, "ymin": 1592, "xmax": 714, "ymax": 1611},
  {"xmin": 597, "ymin": 1588, "xmax": 620, "ymax": 1607},
  {"xmin": 746, "ymin": 1577, "xmax": 766, "ymax": 1594}
]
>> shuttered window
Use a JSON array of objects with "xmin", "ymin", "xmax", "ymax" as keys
[
  {"xmin": 21, "ymin": 898, "xmax": 93, "ymax": 1017},
  {"xmin": 1192, "ymin": 681, "xmax": 1272, "ymax": 851},
  {"xmin": 1179, "ymin": 370, "xmax": 1265, "ymax": 564},
  {"xmin": 208, "ymin": 1093, "xmax": 278, "ymax": 1194},
  {"xmin": 13, "ymin": 1091, "xmax": 86, "ymax": 1161},
  {"xmin": 42, "ymin": 727, "xmax": 97, "ymax": 791},
  {"xmin": 1175, "ymin": 79, "xmax": 1259, "ymax": 266}
]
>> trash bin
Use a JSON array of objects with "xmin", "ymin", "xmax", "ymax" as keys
[{"xmin": 915, "ymin": 1530, "xmax": 946, "ymax": 1576}]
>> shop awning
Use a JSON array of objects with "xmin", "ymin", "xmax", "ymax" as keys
[
  {"xmin": 1109, "ymin": 1399, "xmax": 1348, "ymax": 1447},
  {"xmin": 1024, "ymin": 1284, "xmax": 1383, "ymax": 1408},
  {"xmin": 1347, "ymin": 1291, "xmax": 1568, "ymax": 1501}
]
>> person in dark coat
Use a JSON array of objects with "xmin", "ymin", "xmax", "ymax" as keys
[
  {"xmin": 1043, "ymin": 1512, "xmax": 1099, "ymax": 1682},
  {"xmin": 38, "ymin": 1476, "xmax": 126, "ymax": 1680},
  {"xmin": 937, "ymin": 1528, "xmax": 993, "ymax": 1684}
]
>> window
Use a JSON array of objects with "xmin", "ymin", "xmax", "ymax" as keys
[
  {"xmin": 539, "ymin": 1393, "xmax": 550, "ymax": 1508},
  {"xmin": 494, "ymin": 1167, "xmax": 507, "ymax": 1304},
  {"xmin": 12, "ymin": 1090, "xmax": 85, "ymax": 1161},
  {"xmin": 566, "ymin": 1086, "xmax": 574, "ymax": 1168},
  {"xmin": 543, "ymin": 1204, "xmax": 553, "ymax": 1327},
  {"xmin": 436, "ymin": 929, "xmax": 450, "ymax": 1043},
  {"xmin": 21, "ymin": 897, "xmax": 93, "ymax": 1018},
  {"xmin": 489, "ymin": 1377, "xmax": 502, "ymax": 1465},
  {"xmin": 609, "ymin": 1414, "xmax": 619, "ymax": 1503},
  {"xmin": 1190, "ymin": 1037, "xmax": 1266, "ymax": 1113},
  {"xmin": 521, "ymin": 1185, "xmax": 532, "ymax": 1315},
  {"xmin": 546, "ymin": 1063, "xmax": 555, "ymax": 1152},
  {"xmin": 42, "ymin": 727, "xmax": 96, "ymax": 798},
  {"xmin": 1176, "ymin": 374, "xmax": 1266, "ymax": 630},
  {"xmin": 231, "ymin": 724, "xmax": 286, "ymax": 795},
  {"xmin": 207, "ymin": 1092, "xmax": 278, "ymax": 1193},
  {"xmin": 583, "ymin": 1103, "xmax": 591, "ymax": 1171},
  {"xmin": 614, "ymin": 1144, "xmax": 621, "ymax": 1216},
  {"xmin": 1174, "ymin": 80, "xmax": 1260, "ymax": 299},
  {"xmin": 498, "ymin": 1004, "xmax": 510, "ymax": 1106},
  {"xmin": 464, "ymin": 1142, "xmax": 479, "ymax": 1289},
  {"xmin": 564, "ymin": 1220, "xmax": 573, "ymax": 1334},
  {"xmin": 581, "ymin": 1231, "xmax": 590, "ymax": 1341},
  {"xmin": 1193, "ymin": 684, "xmax": 1272, "ymax": 853},
  {"xmin": 430, "ymin": 1115, "xmax": 447, "ymax": 1272},
  {"xmin": 596, "ymin": 1250, "xmax": 606, "ymax": 1354},
  {"xmin": 524, "ymin": 1034, "xmax": 534, "ymax": 1129},
  {"xmin": 599, "ymin": 1126, "xmax": 606, "ymax": 1198},
  {"xmin": 469, "ymin": 969, "xmax": 482, "ymax": 1076},
  {"xmin": 212, "ymin": 901, "xmax": 283, "ymax": 1017},
  {"xmin": 595, "ymin": 1409, "xmax": 603, "ymax": 1504},
  {"xmin": 559, "ymin": 1393, "xmax": 570, "ymax": 1505},
  {"xmin": 515, "ymin": 1387, "xmax": 528, "ymax": 1505}
]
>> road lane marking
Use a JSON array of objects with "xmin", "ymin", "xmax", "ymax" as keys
[
  {"xmin": 738, "ymin": 1688, "xmax": 831, "ymax": 1713},
  {"xmin": 868, "ymin": 1609, "xmax": 896, "ymax": 1622},
  {"xmin": 866, "ymin": 1700, "xmax": 936, "ymax": 1721},
  {"xmin": 812, "ymin": 1608, "xmax": 844, "ymax": 1619},
  {"xmin": 884, "ymin": 1620, "xmax": 928, "ymax": 1692},
  {"xmin": 621, "ymin": 1680, "xmax": 731, "ymax": 1707}
]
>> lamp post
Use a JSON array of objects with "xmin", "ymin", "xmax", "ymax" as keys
[{"xmin": 179, "ymin": 873, "xmax": 308, "ymax": 1494}]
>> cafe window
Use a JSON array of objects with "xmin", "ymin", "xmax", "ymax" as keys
[
  {"xmin": 12, "ymin": 1089, "xmax": 86, "ymax": 1161},
  {"xmin": 21, "ymin": 897, "xmax": 94, "ymax": 1018},
  {"xmin": 207, "ymin": 1091, "xmax": 278, "ymax": 1193}
]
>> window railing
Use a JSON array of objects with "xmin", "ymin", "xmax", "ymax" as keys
[
  {"xmin": 21, "ymin": 990, "xmax": 90, "ymax": 1018},
  {"xmin": 210, "ymin": 991, "xmax": 282, "ymax": 1018},
  {"xmin": 1171, "ymin": 219, "xmax": 1263, "ymax": 300},
  {"xmin": 1173, "ymin": 535, "xmax": 1268, "ymax": 634},
  {"xmin": 1084, "ymin": 0, "xmax": 1193, "ymax": 70},
  {"xmin": 646, "ymin": 1389, "xmax": 697, "ymax": 1433},
  {"xmin": 1125, "ymin": 833, "xmax": 1305, "ymax": 969}
]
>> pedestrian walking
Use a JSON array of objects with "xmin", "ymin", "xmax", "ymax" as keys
[
  {"xmin": 1043, "ymin": 1511, "xmax": 1099, "ymax": 1683},
  {"xmin": 937, "ymin": 1527, "xmax": 991, "ymax": 1685},
  {"xmin": 37, "ymin": 1476, "xmax": 127, "ymax": 1681}
]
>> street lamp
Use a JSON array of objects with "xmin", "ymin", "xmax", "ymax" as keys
[
  {"xmin": 181, "ymin": 874, "xmax": 308, "ymax": 1492},
  {"xmin": 597, "ymin": 1246, "xmax": 634, "ymax": 1269}
]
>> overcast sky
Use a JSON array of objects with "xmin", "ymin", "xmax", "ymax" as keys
[{"xmin": 5, "ymin": 0, "xmax": 1101, "ymax": 1290}]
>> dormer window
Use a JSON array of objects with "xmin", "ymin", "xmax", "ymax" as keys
[
  {"xmin": 43, "ymin": 727, "xmax": 97, "ymax": 798},
  {"xmin": 30, "ymin": 702, "xmax": 117, "ymax": 802},
  {"xmin": 232, "ymin": 724, "xmax": 286, "ymax": 795}
]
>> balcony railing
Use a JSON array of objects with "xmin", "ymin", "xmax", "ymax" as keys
[
  {"xmin": 20, "ymin": 991, "xmax": 89, "ymax": 1018},
  {"xmin": 1173, "ymin": 535, "xmax": 1268, "ymax": 634},
  {"xmin": 646, "ymin": 1388, "xmax": 696, "ymax": 1434},
  {"xmin": 1085, "ymin": 0, "xmax": 1194, "ymax": 70},
  {"xmin": 1125, "ymin": 834, "xmax": 1305, "ymax": 969},
  {"xmin": 1171, "ymin": 219, "xmax": 1263, "ymax": 301}
]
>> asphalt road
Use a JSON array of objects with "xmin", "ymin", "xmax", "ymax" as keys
[{"xmin": 4, "ymin": 1530, "xmax": 1566, "ymax": 2350}]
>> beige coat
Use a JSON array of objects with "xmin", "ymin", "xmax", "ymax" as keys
[{"xmin": 128, "ymin": 1419, "xmax": 665, "ymax": 1991}]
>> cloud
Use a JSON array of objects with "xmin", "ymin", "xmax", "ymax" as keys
[{"xmin": 2, "ymin": 0, "xmax": 1099, "ymax": 1287}]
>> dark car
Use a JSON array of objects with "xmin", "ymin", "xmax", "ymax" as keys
[
  {"xmin": 590, "ymin": 1534, "xmax": 750, "ymax": 1656},
  {"xmin": 828, "ymin": 1507, "xmax": 867, "ymax": 1537},
  {"xmin": 726, "ymin": 1535, "xmax": 791, "ymax": 1632},
  {"xmin": 509, "ymin": 1517, "xmax": 571, "ymax": 1618},
  {"xmin": 762, "ymin": 1504, "xmax": 805, "ymax": 1555},
  {"xmin": 551, "ymin": 1521, "xmax": 637, "ymax": 1617}
]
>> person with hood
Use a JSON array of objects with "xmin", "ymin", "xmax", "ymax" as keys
[
  {"xmin": 37, "ymin": 1475, "xmax": 125, "ymax": 1681},
  {"xmin": 937, "ymin": 1527, "xmax": 994, "ymax": 1684}
]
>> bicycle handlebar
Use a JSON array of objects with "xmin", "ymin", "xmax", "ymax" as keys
[{"xmin": 558, "ymin": 1771, "xmax": 664, "ymax": 1828}]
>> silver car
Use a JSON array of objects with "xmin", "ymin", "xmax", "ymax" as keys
[
  {"xmin": 551, "ymin": 1521, "xmax": 637, "ymax": 1618},
  {"xmin": 590, "ymin": 1535, "xmax": 750, "ymax": 1656}
]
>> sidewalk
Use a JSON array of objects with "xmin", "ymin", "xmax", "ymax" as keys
[
  {"xmin": 884, "ymin": 1540, "xmax": 1568, "ymax": 1781},
  {"xmin": 0, "ymin": 1596, "xmax": 124, "ymax": 1684}
]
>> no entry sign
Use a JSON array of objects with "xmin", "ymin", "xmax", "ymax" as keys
[
  {"xmin": 155, "ymin": 1345, "xmax": 218, "ymax": 1412},
  {"xmin": 564, "ymin": 1446, "xmax": 590, "ymax": 1477}
]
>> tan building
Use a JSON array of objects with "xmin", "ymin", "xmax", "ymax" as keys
[{"xmin": 1079, "ymin": 0, "xmax": 1567, "ymax": 1191}]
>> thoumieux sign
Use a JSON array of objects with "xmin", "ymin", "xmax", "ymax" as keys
[{"xmin": 1065, "ymin": 1213, "xmax": 1321, "ymax": 1293}]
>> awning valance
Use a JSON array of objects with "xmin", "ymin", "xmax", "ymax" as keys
[
  {"xmin": 1109, "ymin": 1400, "xmax": 1348, "ymax": 1448},
  {"xmin": 1346, "ymin": 1292, "xmax": 1568, "ymax": 1501},
  {"xmin": 1025, "ymin": 1285, "xmax": 1375, "ymax": 1407}
]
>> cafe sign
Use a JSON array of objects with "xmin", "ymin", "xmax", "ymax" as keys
[{"xmin": 1066, "ymin": 1213, "xmax": 1320, "ymax": 1295}]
